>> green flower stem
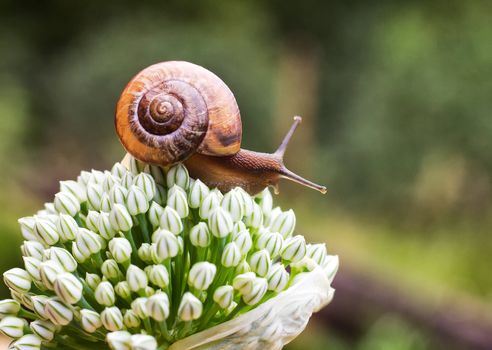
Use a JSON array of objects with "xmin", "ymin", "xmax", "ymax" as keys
[
  {"xmin": 159, "ymin": 321, "xmax": 171, "ymax": 342},
  {"xmin": 74, "ymin": 213, "xmax": 84, "ymax": 227},
  {"xmin": 198, "ymin": 303, "xmax": 220, "ymax": 331},
  {"xmin": 80, "ymin": 202, "xmax": 88, "ymax": 216},
  {"xmin": 123, "ymin": 229, "xmax": 140, "ymax": 263},
  {"xmin": 18, "ymin": 308, "xmax": 37, "ymax": 319},
  {"xmin": 143, "ymin": 317, "xmax": 153, "ymax": 334},
  {"xmin": 91, "ymin": 252, "xmax": 104, "ymax": 267},
  {"xmin": 137, "ymin": 213, "xmax": 151, "ymax": 243},
  {"xmin": 225, "ymin": 299, "xmax": 246, "ymax": 322},
  {"xmin": 78, "ymin": 294, "xmax": 95, "ymax": 311}
]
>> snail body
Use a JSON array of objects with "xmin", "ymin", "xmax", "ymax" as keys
[{"xmin": 116, "ymin": 61, "xmax": 326, "ymax": 195}]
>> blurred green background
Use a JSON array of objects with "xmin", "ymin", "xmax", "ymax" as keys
[{"xmin": 1, "ymin": 0, "xmax": 491, "ymax": 349}]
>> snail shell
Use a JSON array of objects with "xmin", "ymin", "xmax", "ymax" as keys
[{"xmin": 115, "ymin": 61, "xmax": 242, "ymax": 166}]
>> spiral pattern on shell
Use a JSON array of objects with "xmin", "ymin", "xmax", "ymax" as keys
[{"xmin": 116, "ymin": 61, "xmax": 242, "ymax": 166}]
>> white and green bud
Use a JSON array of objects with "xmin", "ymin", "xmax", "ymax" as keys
[
  {"xmin": 159, "ymin": 206, "xmax": 183, "ymax": 235},
  {"xmin": 265, "ymin": 207, "xmax": 282, "ymax": 227},
  {"xmin": 281, "ymin": 235, "xmax": 306, "ymax": 263},
  {"xmin": 71, "ymin": 242, "xmax": 87, "ymax": 263},
  {"xmin": 45, "ymin": 297, "xmax": 73, "ymax": 326},
  {"xmin": 189, "ymin": 222, "xmax": 211, "ymax": 248},
  {"xmin": 21, "ymin": 241, "xmax": 44, "ymax": 260},
  {"xmin": 53, "ymin": 273, "xmax": 83, "ymax": 304},
  {"xmin": 146, "ymin": 292, "xmax": 169, "ymax": 321},
  {"xmin": 256, "ymin": 188, "xmax": 273, "ymax": 217},
  {"xmin": 75, "ymin": 228, "xmax": 102, "ymax": 258},
  {"xmin": 235, "ymin": 260, "xmax": 251, "ymax": 275},
  {"xmin": 188, "ymin": 262, "xmax": 216, "ymax": 290},
  {"xmin": 31, "ymin": 296, "xmax": 49, "ymax": 319},
  {"xmin": 120, "ymin": 171, "xmax": 135, "ymax": 189},
  {"xmin": 97, "ymin": 212, "xmax": 117, "ymax": 240},
  {"xmin": 109, "ymin": 184, "xmax": 128, "ymax": 207},
  {"xmin": 102, "ymin": 172, "xmax": 120, "ymax": 193},
  {"xmin": 126, "ymin": 265, "xmax": 148, "ymax": 292},
  {"xmin": 232, "ymin": 230, "xmax": 252, "ymax": 255},
  {"xmin": 145, "ymin": 164, "xmax": 166, "ymax": 185},
  {"xmin": 221, "ymin": 242, "xmax": 242, "ymax": 268},
  {"xmin": 213, "ymin": 285, "xmax": 234, "ymax": 309},
  {"xmin": 114, "ymin": 281, "xmax": 132, "ymax": 300},
  {"xmin": 107, "ymin": 331, "xmax": 131, "ymax": 350},
  {"xmin": 209, "ymin": 207, "xmax": 233, "ymax": 238},
  {"xmin": 100, "ymin": 193, "xmax": 112, "ymax": 212},
  {"xmin": 148, "ymin": 202, "xmax": 164, "ymax": 227},
  {"xmin": 39, "ymin": 261, "xmax": 63, "ymax": 290},
  {"xmin": 126, "ymin": 186, "xmax": 149, "ymax": 216},
  {"xmin": 80, "ymin": 309, "xmax": 102, "ymax": 333},
  {"xmin": 4, "ymin": 268, "xmax": 31, "ymax": 293},
  {"xmin": 87, "ymin": 183, "xmax": 104, "ymax": 211},
  {"xmin": 232, "ymin": 221, "xmax": 247, "ymax": 236},
  {"xmin": 111, "ymin": 162, "xmax": 128, "ymax": 178},
  {"xmin": 85, "ymin": 211, "xmax": 100, "ymax": 232},
  {"xmin": 56, "ymin": 214, "xmax": 78, "ymax": 242},
  {"xmin": 188, "ymin": 179, "xmax": 209, "ymax": 208},
  {"xmin": 49, "ymin": 247, "xmax": 77, "ymax": 272},
  {"xmin": 232, "ymin": 272, "xmax": 255, "ymax": 295},
  {"xmin": 0, "ymin": 299, "xmax": 20, "ymax": 318},
  {"xmin": 130, "ymin": 334, "xmax": 158, "ymax": 350},
  {"xmin": 23, "ymin": 257, "xmax": 41, "ymax": 281},
  {"xmin": 306, "ymin": 243, "xmax": 327, "ymax": 266},
  {"xmin": 153, "ymin": 230, "xmax": 179, "ymax": 261},
  {"xmin": 137, "ymin": 243, "xmax": 152, "ymax": 263},
  {"xmin": 95, "ymin": 281, "xmax": 115, "ymax": 306},
  {"xmin": 60, "ymin": 180, "xmax": 86, "ymax": 203},
  {"xmin": 242, "ymin": 277, "xmax": 268, "ymax": 305},
  {"xmin": 78, "ymin": 170, "xmax": 92, "ymax": 186},
  {"xmin": 89, "ymin": 170, "xmax": 106, "ymax": 185},
  {"xmin": 29, "ymin": 319, "xmax": 57, "ymax": 341},
  {"xmin": 123, "ymin": 310, "xmax": 140, "ymax": 329},
  {"xmin": 109, "ymin": 204, "xmax": 133, "ymax": 232},
  {"xmin": 248, "ymin": 249, "xmax": 271, "ymax": 277},
  {"xmin": 0, "ymin": 316, "xmax": 27, "ymax": 338},
  {"xmin": 133, "ymin": 173, "xmax": 156, "ymax": 201},
  {"xmin": 153, "ymin": 184, "xmax": 167, "ymax": 206},
  {"xmin": 108, "ymin": 238, "xmax": 132, "ymax": 263},
  {"xmin": 167, "ymin": 185, "xmax": 189, "ymax": 218},
  {"xmin": 267, "ymin": 263, "xmax": 289, "ymax": 292},
  {"xmin": 199, "ymin": 192, "xmax": 220, "ymax": 219},
  {"xmin": 101, "ymin": 260, "xmax": 123, "ymax": 281},
  {"xmin": 235, "ymin": 187, "xmax": 254, "ymax": 217},
  {"xmin": 322, "ymin": 255, "xmax": 339, "ymax": 283},
  {"xmin": 18, "ymin": 217, "xmax": 37, "ymax": 241},
  {"xmin": 269, "ymin": 209, "xmax": 296, "ymax": 239},
  {"xmin": 147, "ymin": 265, "xmax": 169, "ymax": 289},
  {"xmin": 178, "ymin": 292, "xmax": 202, "ymax": 321},
  {"xmin": 221, "ymin": 190, "xmax": 244, "ymax": 222},
  {"xmin": 9, "ymin": 334, "xmax": 42, "ymax": 350},
  {"xmin": 54, "ymin": 192, "xmax": 80, "ymax": 217},
  {"xmin": 85, "ymin": 273, "xmax": 101, "ymax": 290},
  {"xmin": 34, "ymin": 218, "xmax": 59, "ymax": 246},
  {"xmin": 243, "ymin": 203, "xmax": 263, "ymax": 229},
  {"xmin": 131, "ymin": 298, "xmax": 148, "ymax": 319},
  {"xmin": 166, "ymin": 164, "xmax": 189, "ymax": 190},
  {"xmin": 101, "ymin": 307, "xmax": 124, "ymax": 331},
  {"xmin": 256, "ymin": 231, "xmax": 283, "ymax": 258}
]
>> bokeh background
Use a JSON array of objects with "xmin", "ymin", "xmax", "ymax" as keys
[{"xmin": 1, "ymin": 0, "xmax": 491, "ymax": 349}]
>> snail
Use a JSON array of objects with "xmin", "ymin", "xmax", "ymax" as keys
[{"xmin": 115, "ymin": 61, "xmax": 326, "ymax": 195}]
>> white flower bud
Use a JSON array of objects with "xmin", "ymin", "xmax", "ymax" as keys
[
  {"xmin": 101, "ymin": 260, "xmax": 122, "ymax": 281},
  {"xmin": 48, "ymin": 247, "xmax": 77, "ymax": 272},
  {"xmin": 306, "ymin": 243, "xmax": 327, "ymax": 266},
  {"xmin": 167, "ymin": 185, "xmax": 189, "ymax": 218},
  {"xmin": 76, "ymin": 228, "xmax": 102, "ymax": 258},
  {"xmin": 281, "ymin": 235, "xmax": 306, "ymax": 263},
  {"xmin": 71, "ymin": 242, "xmax": 87, "ymax": 263},
  {"xmin": 249, "ymin": 249, "xmax": 271, "ymax": 277},
  {"xmin": 100, "ymin": 193, "xmax": 112, "ymax": 212},
  {"xmin": 243, "ymin": 203, "xmax": 263, "ymax": 229},
  {"xmin": 153, "ymin": 184, "xmax": 167, "ymax": 206},
  {"xmin": 213, "ymin": 285, "xmax": 234, "ymax": 309},
  {"xmin": 232, "ymin": 230, "xmax": 252, "ymax": 255},
  {"xmin": 145, "ymin": 164, "xmax": 166, "ymax": 185},
  {"xmin": 31, "ymin": 296, "xmax": 49, "ymax": 319},
  {"xmin": 54, "ymin": 273, "xmax": 83, "ymax": 304},
  {"xmin": 123, "ymin": 310, "xmax": 140, "ymax": 329},
  {"xmin": 29, "ymin": 319, "xmax": 57, "ymax": 341},
  {"xmin": 209, "ymin": 207, "xmax": 233, "ymax": 238},
  {"xmin": 108, "ymin": 238, "xmax": 132, "ymax": 263},
  {"xmin": 56, "ymin": 214, "xmax": 78, "ymax": 242},
  {"xmin": 159, "ymin": 206, "xmax": 183, "ymax": 235},
  {"xmin": 78, "ymin": 170, "xmax": 92, "ymax": 186},
  {"xmin": 34, "ymin": 218, "xmax": 59, "ymax": 246},
  {"xmin": 85, "ymin": 273, "xmax": 101, "ymax": 290},
  {"xmin": 232, "ymin": 272, "xmax": 255, "ymax": 295},
  {"xmin": 131, "ymin": 298, "xmax": 148, "ymax": 319},
  {"xmin": 23, "ymin": 257, "xmax": 41, "ymax": 281},
  {"xmin": 126, "ymin": 186, "xmax": 149, "ymax": 216},
  {"xmin": 114, "ymin": 282, "xmax": 131, "ymax": 300},
  {"xmin": 109, "ymin": 204, "xmax": 133, "ymax": 232},
  {"xmin": 54, "ymin": 192, "xmax": 80, "ymax": 217},
  {"xmin": 178, "ymin": 292, "xmax": 202, "ymax": 321},
  {"xmin": 120, "ymin": 171, "xmax": 135, "ymax": 189},
  {"xmin": 109, "ymin": 184, "xmax": 128, "ymax": 207},
  {"xmin": 166, "ymin": 164, "xmax": 189, "ymax": 189},
  {"xmin": 135, "ymin": 244, "xmax": 150, "ymax": 263},
  {"xmin": 257, "ymin": 188, "xmax": 273, "ymax": 217},
  {"xmin": 153, "ymin": 230, "xmax": 179, "ymax": 261},
  {"xmin": 267, "ymin": 263, "xmax": 289, "ymax": 292},
  {"xmin": 265, "ymin": 207, "xmax": 282, "ymax": 227},
  {"xmin": 39, "ymin": 261, "xmax": 63, "ymax": 290},
  {"xmin": 97, "ymin": 212, "xmax": 117, "ymax": 240},
  {"xmin": 107, "ymin": 331, "xmax": 131, "ymax": 350},
  {"xmin": 242, "ymin": 277, "xmax": 268, "ymax": 305},
  {"xmin": 85, "ymin": 211, "xmax": 100, "ymax": 232},
  {"xmin": 111, "ymin": 162, "xmax": 128, "ymax": 178},
  {"xmin": 133, "ymin": 173, "xmax": 156, "ymax": 201},
  {"xmin": 0, "ymin": 299, "xmax": 20, "ymax": 318},
  {"xmin": 146, "ymin": 292, "xmax": 169, "ymax": 321},
  {"xmin": 147, "ymin": 265, "xmax": 169, "ymax": 289},
  {"xmin": 80, "ymin": 309, "xmax": 102, "ymax": 333},
  {"xmin": 188, "ymin": 262, "xmax": 216, "ymax": 290},
  {"xmin": 189, "ymin": 222, "xmax": 211, "ymax": 248},
  {"xmin": 235, "ymin": 260, "xmax": 251, "ymax": 274},
  {"xmin": 322, "ymin": 255, "xmax": 339, "ymax": 283},
  {"xmin": 9, "ymin": 334, "xmax": 42, "ymax": 350},
  {"xmin": 89, "ymin": 170, "xmax": 106, "ymax": 184},
  {"xmin": 102, "ymin": 172, "xmax": 120, "ymax": 193},
  {"xmin": 130, "ymin": 334, "xmax": 158, "ymax": 350},
  {"xmin": 199, "ymin": 192, "xmax": 220, "ymax": 219},
  {"xmin": 60, "ymin": 180, "xmax": 86, "ymax": 203},
  {"xmin": 148, "ymin": 202, "xmax": 164, "ymax": 227},
  {"xmin": 232, "ymin": 221, "xmax": 247, "ymax": 236},
  {"xmin": 0, "ymin": 316, "xmax": 26, "ymax": 338},
  {"xmin": 101, "ymin": 306, "xmax": 124, "ymax": 331},
  {"xmin": 87, "ymin": 183, "xmax": 104, "ymax": 211},
  {"xmin": 221, "ymin": 190, "xmax": 244, "ymax": 222},
  {"xmin": 256, "ymin": 231, "xmax": 283, "ymax": 258},
  {"xmin": 128, "ymin": 156, "xmax": 143, "ymax": 175},
  {"xmin": 188, "ymin": 179, "xmax": 209, "ymax": 209},
  {"xmin": 4, "ymin": 268, "xmax": 31, "ymax": 293},
  {"xmin": 95, "ymin": 281, "xmax": 115, "ymax": 306},
  {"xmin": 45, "ymin": 297, "xmax": 73, "ymax": 325},
  {"xmin": 126, "ymin": 265, "xmax": 148, "ymax": 292},
  {"xmin": 221, "ymin": 242, "xmax": 242, "ymax": 267},
  {"xmin": 18, "ymin": 217, "xmax": 37, "ymax": 241},
  {"xmin": 235, "ymin": 187, "xmax": 254, "ymax": 217},
  {"xmin": 269, "ymin": 209, "xmax": 296, "ymax": 239},
  {"xmin": 21, "ymin": 241, "xmax": 44, "ymax": 260}
]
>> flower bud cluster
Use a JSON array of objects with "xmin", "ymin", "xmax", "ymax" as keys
[{"xmin": 0, "ymin": 156, "xmax": 338, "ymax": 350}]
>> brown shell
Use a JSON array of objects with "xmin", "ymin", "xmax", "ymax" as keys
[{"xmin": 115, "ymin": 61, "xmax": 242, "ymax": 166}]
